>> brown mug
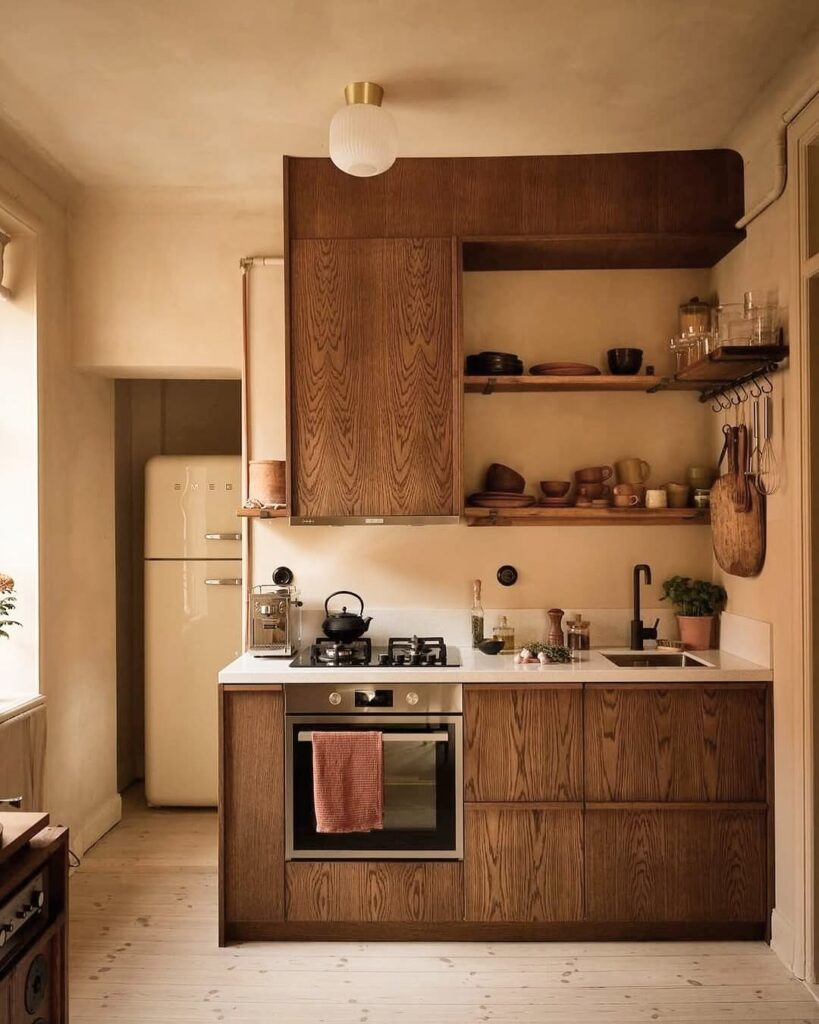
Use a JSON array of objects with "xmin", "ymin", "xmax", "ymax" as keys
[
  {"xmin": 575, "ymin": 465, "xmax": 613, "ymax": 484},
  {"xmin": 613, "ymin": 482, "xmax": 645, "ymax": 506},
  {"xmin": 615, "ymin": 458, "xmax": 651, "ymax": 484},
  {"xmin": 613, "ymin": 493, "xmax": 640, "ymax": 508},
  {"xmin": 576, "ymin": 482, "xmax": 611, "ymax": 499}
]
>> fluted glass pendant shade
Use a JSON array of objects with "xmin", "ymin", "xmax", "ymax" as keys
[{"xmin": 329, "ymin": 82, "xmax": 397, "ymax": 177}]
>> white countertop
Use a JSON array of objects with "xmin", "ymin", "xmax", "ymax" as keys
[
  {"xmin": 0, "ymin": 693, "xmax": 45, "ymax": 727},
  {"xmin": 219, "ymin": 647, "xmax": 772, "ymax": 685}
]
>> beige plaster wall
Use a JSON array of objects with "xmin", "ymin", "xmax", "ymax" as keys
[
  {"xmin": 709, "ymin": 30, "xmax": 819, "ymax": 975},
  {"xmin": 0, "ymin": 136, "xmax": 120, "ymax": 855}
]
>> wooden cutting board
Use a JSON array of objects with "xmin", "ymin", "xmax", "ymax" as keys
[{"xmin": 711, "ymin": 472, "xmax": 766, "ymax": 577}]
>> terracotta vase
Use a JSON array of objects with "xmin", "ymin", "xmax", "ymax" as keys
[{"xmin": 677, "ymin": 614, "xmax": 714, "ymax": 651}]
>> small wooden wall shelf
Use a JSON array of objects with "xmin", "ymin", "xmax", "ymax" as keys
[
  {"xmin": 236, "ymin": 507, "xmax": 288, "ymax": 519},
  {"xmin": 463, "ymin": 507, "xmax": 711, "ymax": 527},
  {"xmin": 672, "ymin": 344, "xmax": 788, "ymax": 385}
]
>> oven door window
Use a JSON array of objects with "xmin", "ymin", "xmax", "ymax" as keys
[{"xmin": 290, "ymin": 722, "xmax": 457, "ymax": 853}]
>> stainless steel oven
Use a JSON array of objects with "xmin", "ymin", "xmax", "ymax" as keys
[{"xmin": 285, "ymin": 683, "xmax": 462, "ymax": 860}]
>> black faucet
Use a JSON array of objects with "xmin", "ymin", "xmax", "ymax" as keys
[{"xmin": 631, "ymin": 564, "xmax": 659, "ymax": 651}]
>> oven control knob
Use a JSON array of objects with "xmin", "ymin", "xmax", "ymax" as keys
[
  {"xmin": 406, "ymin": 691, "xmax": 420, "ymax": 706},
  {"xmin": 30, "ymin": 890, "xmax": 44, "ymax": 910},
  {"xmin": 328, "ymin": 692, "xmax": 342, "ymax": 706}
]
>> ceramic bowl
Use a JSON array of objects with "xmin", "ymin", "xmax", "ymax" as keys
[
  {"xmin": 477, "ymin": 639, "xmax": 504, "ymax": 655},
  {"xmin": 607, "ymin": 348, "xmax": 644, "ymax": 375},
  {"xmin": 540, "ymin": 480, "xmax": 571, "ymax": 498}
]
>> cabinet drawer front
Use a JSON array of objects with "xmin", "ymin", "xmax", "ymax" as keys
[
  {"xmin": 586, "ymin": 808, "xmax": 767, "ymax": 923},
  {"xmin": 584, "ymin": 686, "xmax": 767, "ymax": 802},
  {"xmin": 465, "ymin": 806, "xmax": 583, "ymax": 922},
  {"xmin": 464, "ymin": 688, "xmax": 582, "ymax": 802},
  {"xmin": 285, "ymin": 862, "xmax": 463, "ymax": 922}
]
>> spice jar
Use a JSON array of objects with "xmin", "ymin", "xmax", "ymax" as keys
[
  {"xmin": 566, "ymin": 613, "xmax": 590, "ymax": 660},
  {"xmin": 492, "ymin": 615, "xmax": 515, "ymax": 653}
]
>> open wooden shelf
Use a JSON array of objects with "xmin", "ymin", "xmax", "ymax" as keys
[
  {"xmin": 460, "ymin": 232, "xmax": 745, "ymax": 272},
  {"xmin": 672, "ymin": 343, "xmax": 788, "ymax": 384},
  {"xmin": 464, "ymin": 374, "xmax": 683, "ymax": 394},
  {"xmin": 463, "ymin": 506, "xmax": 711, "ymax": 527},
  {"xmin": 236, "ymin": 507, "xmax": 288, "ymax": 519}
]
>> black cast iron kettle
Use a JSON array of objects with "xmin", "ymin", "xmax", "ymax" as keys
[{"xmin": 321, "ymin": 591, "xmax": 373, "ymax": 643}]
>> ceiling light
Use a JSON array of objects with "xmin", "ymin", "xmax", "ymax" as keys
[{"xmin": 329, "ymin": 82, "xmax": 397, "ymax": 178}]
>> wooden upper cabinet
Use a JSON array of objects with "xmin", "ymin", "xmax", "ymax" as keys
[
  {"xmin": 464, "ymin": 686, "xmax": 582, "ymax": 802},
  {"xmin": 584, "ymin": 684, "xmax": 768, "ymax": 803},
  {"xmin": 286, "ymin": 152, "xmax": 745, "ymax": 247},
  {"xmin": 288, "ymin": 237, "xmax": 459, "ymax": 518}
]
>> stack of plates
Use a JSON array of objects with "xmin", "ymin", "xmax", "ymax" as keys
[
  {"xmin": 529, "ymin": 362, "xmax": 600, "ymax": 376},
  {"xmin": 467, "ymin": 492, "xmax": 536, "ymax": 508},
  {"xmin": 465, "ymin": 351, "xmax": 524, "ymax": 376}
]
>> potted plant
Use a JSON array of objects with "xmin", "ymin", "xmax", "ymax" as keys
[
  {"xmin": 0, "ymin": 573, "xmax": 21, "ymax": 639},
  {"xmin": 661, "ymin": 575, "xmax": 727, "ymax": 650}
]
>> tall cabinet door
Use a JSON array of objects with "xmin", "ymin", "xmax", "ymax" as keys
[{"xmin": 289, "ymin": 238, "xmax": 459, "ymax": 518}]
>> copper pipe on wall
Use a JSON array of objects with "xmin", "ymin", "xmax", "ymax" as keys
[{"xmin": 239, "ymin": 255, "xmax": 284, "ymax": 649}]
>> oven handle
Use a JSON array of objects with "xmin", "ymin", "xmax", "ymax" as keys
[{"xmin": 297, "ymin": 731, "xmax": 449, "ymax": 744}]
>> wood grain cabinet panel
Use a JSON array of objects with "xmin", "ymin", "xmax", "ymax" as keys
[
  {"xmin": 464, "ymin": 687, "xmax": 582, "ymax": 802},
  {"xmin": 286, "ymin": 862, "xmax": 463, "ymax": 922},
  {"xmin": 465, "ymin": 806, "xmax": 583, "ymax": 921},
  {"xmin": 584, "ymin": 685, "xmax": 767, "ymax": 802},
  {"xmin": 586, "ymin": 808, "xmax": 767, "ymax": 923},
  {"xmin": 219, "ymin": 687, "xmax": 285, "ymax": 938},
  {"xmin": 289, "ymin": 237, "xmax": 458, "ymax": 518}
]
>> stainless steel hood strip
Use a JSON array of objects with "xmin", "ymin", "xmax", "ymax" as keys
[{"xmin": 289, "ymin": 515, "xmax": 461, "ymax": 526}]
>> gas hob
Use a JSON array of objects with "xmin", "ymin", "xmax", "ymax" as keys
[{"xmin": 290, "ymin": 635, "xmax": 460, "ymax": 669}]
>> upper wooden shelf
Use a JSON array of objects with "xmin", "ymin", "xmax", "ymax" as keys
[
  {"xmin": 464, "ymin": 374, "xmax": 685, "ymax": 394},
  {"xmin": 463, "ymin": 507, "xmax": 711, "ymax": 527},
  {"xmin": 460, "ymin": 232, "xmax": 744, "ymax": 272}
]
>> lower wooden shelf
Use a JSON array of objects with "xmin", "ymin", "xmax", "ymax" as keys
[{"xmin": 463, "ymin": 506, "xmax": 711, "ymax": 526}]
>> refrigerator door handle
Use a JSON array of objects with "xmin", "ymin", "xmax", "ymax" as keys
[
  {"xmin": 205, "ymin": 578, "xmax": 242, "ymax": 586},
  {"xmin": 205, "ymin": 532, "xmax": 242, "ymax": 541}
]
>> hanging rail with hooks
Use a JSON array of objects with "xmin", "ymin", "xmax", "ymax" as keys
[{"xmin": 698, "ymin": 364, "xmax": 778, "ymax": 411}]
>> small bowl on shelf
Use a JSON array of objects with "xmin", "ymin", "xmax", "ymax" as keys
[
  {"xmin": 540, "ymin": 480, "xmax": 571, "ymax": 498},
  {"xmin": 485, "ymin": 463, "xmax": 525, "ymax": 494},
  {"xmin": 477, "ymin": 639, "xmax": 504, "ymax": 655},
  {"xmin": 607, "ymin": 348, "xmax": 644, "ymax": 375}
]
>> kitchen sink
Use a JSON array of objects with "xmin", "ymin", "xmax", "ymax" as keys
[{"xmin": 601, "ymin": 652, "xmax": 712, "ymax": 668}]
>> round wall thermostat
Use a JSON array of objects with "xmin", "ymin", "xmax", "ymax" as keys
[
  {"xmin": 272, "ymin": 566, "xmax": 294, "ymax": 586},
  {"xmin": 497, "ymin": 565, "xmax": 518, "ymax": 587}
]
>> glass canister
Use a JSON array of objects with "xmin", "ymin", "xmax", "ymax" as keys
[
  {"xmin": 566, "ymin": 613, "xmax": 590, "ymax": 659},
  {"xmin": 678, "ymin": 297, "xmax": 711, "ymax": 337},
  {"xmin": 493, "ymin": 615, "xmax": 515, "ymax": 653}
]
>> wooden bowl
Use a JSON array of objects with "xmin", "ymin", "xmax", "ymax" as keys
[
  {"xmin": 485, "ymin": 463, "xmax": 525, "ymax": 494},
  {"xmin": 540, "ymin": 480, "xmax": 571, "ymax": 498}
]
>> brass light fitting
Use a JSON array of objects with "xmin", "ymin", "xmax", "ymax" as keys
[{"xmin": 344, "ymin": 82, "xmax": 384, "ymax": 107}]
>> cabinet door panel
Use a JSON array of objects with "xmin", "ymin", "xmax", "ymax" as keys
[
  {"xmin": 584, "ymin": 685, "xmax": 767, "ymax": 802},
  {"xmin": 220, "ymin": 688, "xmax": 284, "ymax": 931},
  {"xmin": 464, "ymin": 687, "xmax": 582, "ymax": 801},
  {"xmin": 290, "ymin": 237, "xmax": 457, "ymax": 517},
  {"xmin": 465, "ymin": 806, "xmax": 583, "ymax": 921},
  {"xmin": 286, "ymin": 862, "xmax": 462, "ymax": 922},
  {"xmin": 586, "ymin": 808, "xmax": 767, "ymax": 922}
]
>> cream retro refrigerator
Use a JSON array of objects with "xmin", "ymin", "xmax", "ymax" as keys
[{"xmin": 144, "ymin": 455, "xmax": 242, "ymax": 806}]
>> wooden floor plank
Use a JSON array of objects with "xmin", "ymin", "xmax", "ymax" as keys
[{"xmin": 69, "ymin": 787, "xmax": 819, "ymax": 1022}]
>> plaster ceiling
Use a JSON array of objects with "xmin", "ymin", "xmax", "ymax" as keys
[{"xmin": 0, "ymin": 0, "xmax": 817, "ymax": 191}]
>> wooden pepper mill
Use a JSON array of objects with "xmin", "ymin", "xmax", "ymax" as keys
[{"xmin": 547, "ymin": 608, "xmax": 565, "ymax": 647}]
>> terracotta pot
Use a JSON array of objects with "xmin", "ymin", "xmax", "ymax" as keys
[{"xmin": 677, "ymin": 614, "xmax": 714, "ymax": 651}]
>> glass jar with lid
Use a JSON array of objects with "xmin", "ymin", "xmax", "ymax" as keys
[
  {"xmin": 566, "ymin": 613, "xmax": 590, "ymax": 659},
  {"xmin": 492, "ymin": 615, "xmax": 515, "ymax": 654}
]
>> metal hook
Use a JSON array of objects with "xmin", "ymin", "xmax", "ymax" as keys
[
  {"xmin": 749, "ymin": 377, "xmax": 762, "ymax": 398},
  {"xmin": 737, "ymin": 382, "xmax": 749, "ymax": 403},
  {"xmin": 719, "ymin": 391, "xmax": 732, "ymax": 412},
  {"xmin": 711, "ymin": 395, "xmax": 723, "ymax": 413},
  {"xmin": 760, "ymin": 373, "xmax": 773, "ymax": 394}
]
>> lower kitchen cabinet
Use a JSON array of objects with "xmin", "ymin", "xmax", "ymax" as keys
[
  {"xmin": 219, "ymin": 686, "xmax": 285, "ymax": 942},
  {"xmin": 465, "ymin": 805, "xmax": 583, "ymax": 922},
  {"xmin": 285, "ymin": 862, "xmax": 463, "ymax": 922},
  {"xmin": 464, "ymin": 685, "xmax": 582, "ymax": 801},
  {"xmin": 585, "ymin": 806, "xmax": 768, "ymax": 923}
]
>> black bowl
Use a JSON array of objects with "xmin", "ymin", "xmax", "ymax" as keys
[
  {"xmin": 477, "ymin": 638, "xmax": 504, "ymax": 655},
  {"xmin": 607, "ymin": 347, "xmax": 644, "ymax": 375}
]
